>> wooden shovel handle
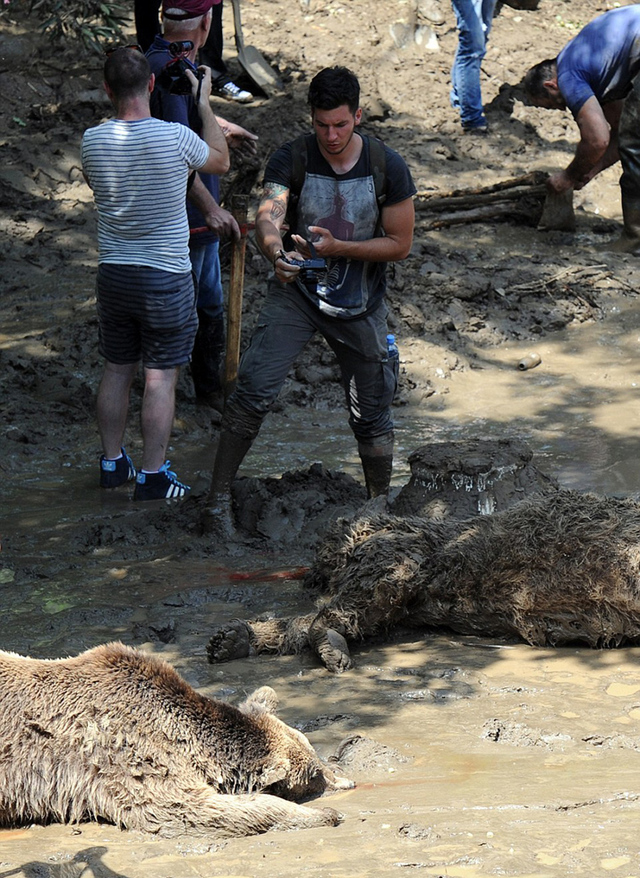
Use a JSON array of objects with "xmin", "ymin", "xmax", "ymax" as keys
[{"xmin": 225, "ymin": 195, "xmax": 249, "ymax": 401}]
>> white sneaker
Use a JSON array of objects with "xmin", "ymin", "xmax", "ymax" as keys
[{"xmin": 216, "ymin": 81, "xmax": 254, "ymax": 103}]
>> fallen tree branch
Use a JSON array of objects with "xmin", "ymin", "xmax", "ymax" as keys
[
  {"xmin": 420, "ymin": 197, "xmax": 544, "ymax": 230},
  {"xmin": 416, "ymin": 171, "xmax": 548, "ymax": 204},
  {"xmin": 416, "ymin": 184, "xmax": 547, "ymax": 213},
  {"xmin": 415, "ymin": 172, "xmax": 549, "ymax": 228}
]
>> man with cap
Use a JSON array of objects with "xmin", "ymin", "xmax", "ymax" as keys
[
  {"xmin": 524, "ymin": 5, "xmax": 640, "ymax": 252},
  {"xmin": 135, "ymin": 0, "xmax": 253, "ymax": 102},
  {"xmin": 147, "ymin": 0, "xmax": 258, "ymax": 411}
]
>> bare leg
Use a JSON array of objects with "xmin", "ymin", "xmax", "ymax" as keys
[
  {"xmin": 140, "ymin": 366, "xmax": 179, "ymax": 471},
  {"xmin": 97, "ymin": 361, "xmax": 138, "ymax": 459}
]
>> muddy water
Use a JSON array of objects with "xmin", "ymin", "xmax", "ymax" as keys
[
  {"xmin": 5, "ymin": 283, "xmax": 640, "ymax": 875},
  {"xmin": 402, "ymin": 292, "xmax": 640, "ymax": 495}
]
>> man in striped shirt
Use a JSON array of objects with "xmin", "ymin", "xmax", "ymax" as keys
[{"xmin": 81, "ymin": 46, "xmax": 229, "ymax": 500}]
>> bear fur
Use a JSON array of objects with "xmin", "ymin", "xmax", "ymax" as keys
[
  {"xmin": 207, "ymin": 491, "xmax": 640, "ymax": 672},
  {"xmin": 0, "ymin": 642, "xmax": 352, "ymax": 835}
]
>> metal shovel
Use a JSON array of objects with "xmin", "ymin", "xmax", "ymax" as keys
[{"xmin": 229, "ymin": 0, "xmax": 283, "ymax": 95}]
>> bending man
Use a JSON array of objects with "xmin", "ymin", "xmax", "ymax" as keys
[{"xmin": 523, "ymin": 5, "xmax": 640, "ymax": 252}]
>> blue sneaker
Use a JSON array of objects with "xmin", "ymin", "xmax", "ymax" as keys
[
  {"xmin": 100, "ymin": 448, "xmax": 136, "ymax": 489},
  {"xmin": 133, "ymin": 461, "xmax": 190, "ymax": 501}
]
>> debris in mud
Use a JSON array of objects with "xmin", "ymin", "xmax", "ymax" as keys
[
  {"xmin": 329, "ymin": 734, "xmax": 410, "ymax": 774},
  {"xmin": 416, "ymin": 172, "xmax": 548, "ymax": 229},
  {"xmin": 397, "ymin": 822, "xmax": 440, "ymax": 841},
  {"xmin": 297, "ymin": 713, "xmax": 360, "ymax": 733},
  {"xmin": 483, "ymin": 718, "xmax": 571, "ymax": 748},
  {"xmin": 232, "ymin": 463, "xmax": 367, "ymax": 544},
  {"xmin": 391, "ymin": 437, "xmax": 557, "ymax": 518}
]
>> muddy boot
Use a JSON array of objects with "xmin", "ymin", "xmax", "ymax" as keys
[
  {"xmin": 191, "ymin": 312, "xmax": 226, "ymax": 412},
  {"xmin": 202, "ymin": 429, "xmax": 254, "ymax": 538},
  {"xmin": 609, "ymin": 202, "xmax": 640, "ymax": 255},
  {"xmin": 358, "ymin": 435, "xmax": 394, "ymax": 499}
]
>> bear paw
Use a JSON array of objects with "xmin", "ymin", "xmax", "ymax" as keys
[
  {"xmin": 316, "ymin": 628, "xmax": 352, "ymax": 674},
  {"xmin": 207, "ymin": 620, "xmax": 252, "ymax": 663},
  {"xmin": 322, "ymin": 806, "xmax": 345, "ymax": 826}
]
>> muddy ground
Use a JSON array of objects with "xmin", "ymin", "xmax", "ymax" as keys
[{"xmin": 4, "ymin": 0, "xmax": 640, "ymax": 874}]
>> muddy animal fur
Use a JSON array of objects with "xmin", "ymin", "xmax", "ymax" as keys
[
  {"xmin": 207, "ymin": 491, "xmax": 640, "ymax": 672},
  {"xmin": 0, "ymin": 642, "xmax": 352, "ymax": 835}
]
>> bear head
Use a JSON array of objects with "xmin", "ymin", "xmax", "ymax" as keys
[{"xmin": 239, "ymin": 686, "xmax": 354, "ymax": 800}]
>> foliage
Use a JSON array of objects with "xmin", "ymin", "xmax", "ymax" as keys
[{"xmin": 28, "ymin": 0, "xmax": 130, "ymax": 54}]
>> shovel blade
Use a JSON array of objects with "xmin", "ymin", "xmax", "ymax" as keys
[
  {"xmin": 237, "ymin": 43, "xmax": 283, "ymax": 93},
  {"xmin": 230, "ymin": 0, "xmax": 283, "ymax": 95}
]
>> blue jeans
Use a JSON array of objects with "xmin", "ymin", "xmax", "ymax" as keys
[
  {"xmin": 450, "ymin": 0, "xmax": 497, "ymax": 129},
  {"xmin": 189, "ymin": 240, "xmax": 224, "ymax": 320}
]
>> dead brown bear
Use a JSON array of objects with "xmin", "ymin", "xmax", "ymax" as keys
[
  {"xmin": 207, "ymin": 491, "xmax": 640, "ymax": 673},
  {"xmin": 0, "ymin": 642, "xmax": 352, "ymax": 836}
]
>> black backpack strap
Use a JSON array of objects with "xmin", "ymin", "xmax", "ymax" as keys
[
  {"xmin": 365, "ymin": 134, "xmax": 388, "ymax": 208},
  {"xmin": 285, "ymin": 133, "xmax": 315, "ymax": 230}
]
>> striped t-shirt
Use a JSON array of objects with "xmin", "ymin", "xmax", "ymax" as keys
[{"xmin": 81, "ymin": 116, "xmax": 209, "ymax": 273}]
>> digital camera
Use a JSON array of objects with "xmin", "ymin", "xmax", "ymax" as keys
[
  {"xmin": 158, "ymin": 41, "xmax": 203, "ymax": 95},
  {"xmin": 281, "ymin": 253, "xmax": 327, "ymax": 290},
  {"xmin": 281, "ymin": 254, "xmax": 327, "ymax": 272}
]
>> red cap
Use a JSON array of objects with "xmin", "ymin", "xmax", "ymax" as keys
[{"xmin": 162, "ymin": 0, "xmax": 219, "ymax": 21}]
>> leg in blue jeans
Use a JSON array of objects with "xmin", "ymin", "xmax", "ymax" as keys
[
  {"xmin": 189, "ymin": 240, "xmax": 226, "ymax": 404},
  {"xmin": 189, "ymin": 240, "xmax": 223, "ymax": 320},
  {"xmin": 450, "ymin": 0, "xmax": 497, "ymax": 129}
]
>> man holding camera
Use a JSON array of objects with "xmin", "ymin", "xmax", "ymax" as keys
[
  {"xmin": 82, "ymin": 47, "xmax": 228, "ymax": 500},
  {"xmin": 147, "ymin": 0, "xmax": 257, "ymax": 411},
  {"xmin": 204, "ymin": 65, "xmax": 416, "ymax": 536}
]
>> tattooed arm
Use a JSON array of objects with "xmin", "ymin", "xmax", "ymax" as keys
[{"xmin": 255, "ymin": 181, "xmax": 302, "ymax": 283}]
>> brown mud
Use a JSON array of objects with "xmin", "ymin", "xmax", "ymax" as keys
[{"xmin": 4, "ymin": 0, "xmax": 640, "ymax": 874}]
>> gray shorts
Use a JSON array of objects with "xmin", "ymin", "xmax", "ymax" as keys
[
  {"xmin": 96, "ymin": 263, "xmax": 198, "ymax": 369},
  {"xmin": 227, "ymin": 280, "xmax": 397, "ymax": 442}
]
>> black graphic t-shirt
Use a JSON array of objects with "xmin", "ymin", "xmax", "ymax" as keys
[{"xmin": 264, "ymin": 134, "xmax": 416, "ymax": 319}]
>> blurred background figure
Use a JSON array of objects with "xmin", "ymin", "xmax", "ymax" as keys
[
  {"xmin": 450, "ymin": 0, "xmax": 497, "ymax": 132},
  {"xmin": 134, "ymin": 0, "xmax": 253, "ymax": 101}
]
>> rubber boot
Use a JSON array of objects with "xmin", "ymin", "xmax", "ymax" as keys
[
  {"xmin": 191, "ymin": 312, "xmax": 226, "ymax": 412},
  {"xmin": 609, "ymin": 202, "xmax": 640, "ymax": 255},
  {"xmin": 202, "ymin": 430, "xmax": 254, "ymax": 538},
  {"xmin": 358, "ymin": 436, "xmax": 394, "ymax": 499}
]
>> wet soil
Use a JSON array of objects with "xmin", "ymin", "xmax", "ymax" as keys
[{"xmin": 3, "ymin": 0, "xmax": 640, "ymax": 875}]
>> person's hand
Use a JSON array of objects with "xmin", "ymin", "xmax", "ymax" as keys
[
  {"xmin": 186, "ymin": 65, "xmax": 212, "ymax": 107},
  {"xmin": 203, "ymin": 204, "xmax": 241, "ymax": 241},
  {"xmin": 546, "ymin": 170, "xmax": 575, "ymax": 195},
  {"xmin": 216, "ymin": 118, "xmax": 259, "ymax": 155},
  {"xmin": 273, "ymin": 249, "xmax": 303, "ymax": 283},
  {"xmin": 302, "ymin": 226, "xmax": 336, "ymax": 257}
]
